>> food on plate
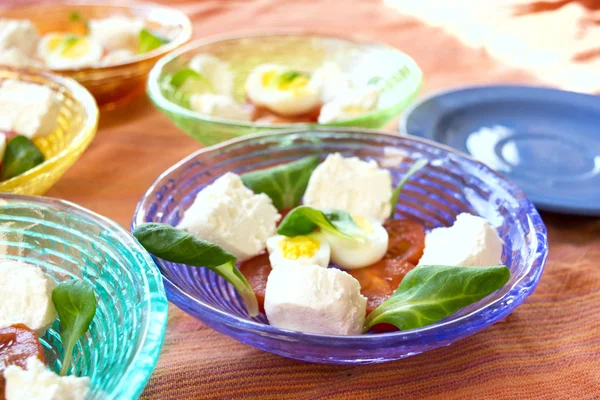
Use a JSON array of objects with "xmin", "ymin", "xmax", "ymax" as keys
[
  {"xmin": 134, "ymin": 153, "xmax": 510, "ymax": 336},
  {"xmin": 0, "ymin": 14, "xmax": 175, "ymax": 70},
  {"xmin": 163, "ymin": 55, "xmax": 384, "ymax": 124},
  {"xmin": 0, "ymin": 260, "xmax": 97, "ymax": 400}
]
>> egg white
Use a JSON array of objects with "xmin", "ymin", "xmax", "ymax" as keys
[
  {"xmin": 245, "ymin": 63, "xmax": 320, "ymax": 117},
  {"xmin": 38, "ymin": 33, "xmax": 103, "ymax": 69},
  {"xmin": 325, "ymin": 216, "xmax": 388, "ymax": 270},
  {"xmin": 266, "ymin": 233, "xmax": 331, "ymax": 269}
]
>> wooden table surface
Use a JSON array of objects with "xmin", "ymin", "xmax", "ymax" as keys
[{"xmin": 45, "ymin": 1, "xmax": 600, "ymax": 398}]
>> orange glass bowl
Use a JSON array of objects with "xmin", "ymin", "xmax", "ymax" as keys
[
  {"xmin": 0, "ymin": 68, "xmax": 98, "ymax": 195},
  {"xmin": 0, "ymin": 1, "xmax": 192, "ymax": 109}
]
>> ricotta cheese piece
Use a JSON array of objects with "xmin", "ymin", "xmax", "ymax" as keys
[
  {"xmin": 4, "ymin": 357, "xmax": 90, "ymax": 400},
  {"xmin": 177, "ymin": 172, "xmax": 281, "ymax": 262},
  {"xmin": 0, "ymin": 79, "xmax": 61, "ymax": 139},
  {"xmin": 418, "ymin": 213, "xmax": 503, "ymax": 267},
  {"xmin": 0, "ymin": 48, "xmax": 34, "ymax": 68},
  {"xmin": 0, "ymin": 19, "xmax": 39, "ymax": 57},
  {"xmin": 0, "ymin": 260, "xmax": 58, "ymax": 335},
  {"xmin": 189, "ymin": 93, "xmax": 253, "ymax": 121},
  {"xmin": 264, "ymin": 264, "xmax": 367, "ymax": 335},
  {"xmin": 304, "ymin": 153, "xmax": 393, "ymax": 223},
  {"xmin": 310, "ymin": 62, "xmax": 353, "ymax": 103},
  {"xmin": 89, "ymin": 15, "xmax": 144, "ymax": 52},
  {"xmin": 188, "ymin": 54, "xmax": 235, "ymax": 97},
  {"xmin": 318, "ymin": 86, "xmax": 380, "ymax": 124}
]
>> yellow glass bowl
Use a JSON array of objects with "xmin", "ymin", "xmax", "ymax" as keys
[
  {"xmin": 0, "ymin": 1, "xmax": 192, "ymax": 109},
  {"xmin": 0, "ymin": 67, "xmax": 98, "ymax": 195}
]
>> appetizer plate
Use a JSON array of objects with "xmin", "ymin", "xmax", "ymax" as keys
[
  {"xmin": 0, "ymin": 1, "xmax": 192, "ymax": 108},
  {"xmin": 147, "ymin": 32, "xmax": 422, "ymax": 145},
  {"xmin": 133, "ymin": 128, "xmax": 548, "ymax": 365},
  {"xmin": 400, "ymin": 85, "xmax": 600, "ymax": 216},
  {"xmin": 0, "ymin": 194, "xmax": 168, "ymax": 399},
  {"xmin": 0, "ymin": 68, "xmax": 98, "ymax": 195}
]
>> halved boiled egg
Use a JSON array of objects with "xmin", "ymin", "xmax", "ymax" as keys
[
  {"xmin": 38, "ymin": 33, "xmax": 102, "ymax": 69},
  {"xmin": 245, "ymin": 63, "xmax": 321, "ymax": 117},
  {"xmin": 325, "ymin": 216, "xmax": 388, "ymax": 270},
  {"xmin": 266, "ymin": 233, "xmax": 330, "ymax": 269}
]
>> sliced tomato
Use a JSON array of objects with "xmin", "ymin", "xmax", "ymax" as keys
[{"xmin": 238, "ymin": 253, "xmax": 271, "ymax": 313}]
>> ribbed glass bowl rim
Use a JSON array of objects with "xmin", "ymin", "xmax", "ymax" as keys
[
  {"xmin": 0, "ymin": 0, "xmax": 193, "ymax": 73},
  {"xmin": 147, "ymin": 31, "xmax": 423, "ymax": 128},
  {"xmin": 1, "ymin": 194, "xmax": 168, "ymax": 399},
  {"xmin": 0, "ymin": 67, "xmax": 99, "ymax": 188},
  {"xmin": 132, "ymin": 127, "xmax": 548, "ymax": 345}
]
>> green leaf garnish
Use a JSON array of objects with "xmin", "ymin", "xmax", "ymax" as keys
[
  {"xmin": 367, "ymin": 76, "xmax": 383, "ymax": 85},
  {"xmin": 389, "ymin": 159, "xmax": 428, "ymax": 217},
  {"xmin": 1, "ymin": 135, "xmax": 45, "ymax": 181},
  {"xmin": 138, "ymin": 28, "xmax": 169, "ymax": 54},
  {"xmin": 269, "ymin": 70, "xmax": 310, "ymax": 89},
  {"xmin": 51, "ymin": 280, "xmax": 97, "ymax": 376},
  {"xmin": 132, "ymin": 223, "xmax": 258, "ymax": 317},
  {"xmin": 365, "ymin": 265, "xmax": 510, "ymax": 332},
  {"xmin": 241, "ymin": 155, "xmax": 320, "ymax": 210},
  {"xmin": 68, "ymin": 11, "xmax": 84, "ymax": 22},
  {"xmin": 277, "ymin": 206, "xmax": 366, "ymax": 241},
  {"xmin": 62, "ymin": 35, "xmax": 82, "ymax": 52},
  {"xmin": 169, "ymin": 68, "xmax": 206, "ymax": 89}
]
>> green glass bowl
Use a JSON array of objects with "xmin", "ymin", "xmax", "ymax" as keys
[
  {"xmin": 0, "ymin": 195, "xmax": 168, "ymax": 400},
  {"xmin": 147, "ymin": 32, "xmax": 423, "ymax": 145}
]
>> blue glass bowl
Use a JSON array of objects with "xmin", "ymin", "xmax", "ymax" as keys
[
  {"xmin": 132, "ymin": 128, "xmax": 547, "ymax": 365},
  {"xmin": 0, "ymin": 195, "xmax": 168, "ymax": 399}
]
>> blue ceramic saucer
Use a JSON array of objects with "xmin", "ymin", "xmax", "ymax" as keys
[{"xmin": 400, "ymin": 85, "xmax": 600, "ymax": 216}]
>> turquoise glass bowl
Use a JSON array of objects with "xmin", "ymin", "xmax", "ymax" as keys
[
  {"xmin": 147, "ymin": 33, "xmax": 423, "ymax": 145},
  {"xmin": 0, "ymin": 195, "xmax": 168, "ymax": 399}
]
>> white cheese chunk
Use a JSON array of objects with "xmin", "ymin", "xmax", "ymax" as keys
[
  {"xmin": 418, "ymin": 213, "xmax": 503, "ymax": 267},
  {"xmin": 0, "ymin": 79, "xmax": 61, "ymax": 139},
  {"xmin": 318, "ymin": 86, "xmax": 380, "ymax": 124},
  {"xmin": 0, "ymin": 48, "xmax": 35, "ymax": 68},
  {"xmin": 0, "ymin": 19, "xmax": 39, "ymax": 57},
  {"xmin": 189, "ymin": 94, "xmax": 253, "ymax": 121},
  {"xmin": 0, "ymin": 260, "xmax": 58, "ymax": 335},
  {"xmin": 265, "ymin": 264, "xmax": 366, "ymax": 335},
  {"xmin": 310, "ymin": 62, "xmax": 353, "ymax": 103},
  {"xmin": 188, "ymin": 54, "xmax": 235, "ymax": 97},
  {"xmin": 304, "ymin": 153, "xmax": 393, "ymax": 223},
  {"xmin": 89, "ymin": 15, "xmax": 144, "ymax": 52},
  {"xmin": 4, "ymin": 357, "xmax": 89, "ymax": 400},
  {"xmin": 0, "ymin": 132, "xmax": 6, "ymax": 164},
  {"xmin": 178, "ymin": 172, "xmax": 280, "ymax": 262}
]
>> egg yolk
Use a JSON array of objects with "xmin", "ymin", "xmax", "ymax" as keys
[
  {"xmin": 353, "ymin": 215, "xmax": 374, "ymax": 234},
  {"xmin": 47, "ymin": 35, "xmax": 90, "ymax": 58},
  {"xmin": 262, "ymin": 70, "xmax": 310, "ymax": 92},
  {"xmin": 278, "ymin": 236, "xmax": 319, "ymax": 260}
]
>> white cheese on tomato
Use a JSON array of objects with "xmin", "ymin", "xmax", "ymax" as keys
[
  {"xmin": 189, "ymin": 94, "xmax": 252, "ymax": 121},
  {"xmin": 0, "ymin": 79, "xmax": 61, "ymax": 139},
  {"xmin": 89, "ymin": 15, "xmax": 144, "ymax": 52},
  {"xmin": 418, "ymin": 213, "xmax": 503, "ymax": 267},
  {"xmin": 188, "ymin": 54, "xmax": 234, "ymax": 97},
  {"xmin": 304, "ymin": 153, "xmax": 393, "ymax": 223},
  {"xmin": 4, "ymin": 357, "xmax": 89, "ymax": 400},
  {"xmin": 0, "ymin": 260, "xmax": 58, "ymax": 335},
  {"xmin": 264, "ymin": 264, "xmax": 367, "ymax": 335},
  {"xmin": 178, "ymin": 172, "xmax": 280, "ymax": 262},
  {"xmin": 0, "ymin": 19, "xmax": 39, "ymax": 57}
]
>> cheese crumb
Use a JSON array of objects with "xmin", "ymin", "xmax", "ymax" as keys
[
  {"xmin": 418, "ymin": 213, "xmax": 503, "ymax": 267},
  {"xmin": 178, "ymin": 172, "xmax": 280, "ymax": 262},
  {"xmin": 189, "ymin": 94, "xmax": 253, "ymax": 121},
  {"xmin": 4, "ymin": 357, "xmax": 89, "ymax": 400},
  {"xmin": 0, "ymin": 260, "xmax": 58, "ymax": 335},
  {"xmin": 265, "ymin": 264, "xmax": 367, "ymax": 335},
  {"xmin": 304, "ymin": 153, "xmax": 393, "ymax": 222},
  {"xmin": 0, "ymin": 79, "xmax": 61, "ymax": 139}
]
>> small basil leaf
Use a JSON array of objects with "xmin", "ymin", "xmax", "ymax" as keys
[
  {"xmin": 277, "ymin": 206, "xmax": 366, "ymax": 241},
  {"xmin": 241, "ymin": 155, "xmax": 319, "ymax": 210},
  {"xmin": 1, "ymin": 135, "xmax": 45, "ymax": 181},
  {"xmin": 272, "ymin": 70, "xmax": 309, "ymax": 88},
  {"xmin": 365, "ymin": 265, "xmax": 510, "ymax": 332},
  {"xmin": 138, "ymin": 28, "xmax": 169, "ymax": 54},
  {"xmin": 132, "ymin": 223, "xmax": 258, "ymax": 317},
  {"xmin": 389, "ymin": 159, "xmax": 428, "ymax": 217},
  {"xmin": 51, "ymin": 280, "xmax": 97, "ymax": 376},
  {"xmin": 168, "ymin": 67, "xmax": 213, "ymax": 92},
  {"xmin": 68, "ymin": 11, "xmax": 84, "ymax": 22}
]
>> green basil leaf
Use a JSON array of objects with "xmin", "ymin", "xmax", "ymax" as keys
[
  {"xmin": 365, "ymin": 265, "xmax": 510, "ymax": 331},
  {"xmin": 389, "ymin": 159, "xmax": 428, "ymax": 217},
  {"xmin": 241, "ymin": 155, "xmax": 319, "ymax": 210},
  {"xmin": 51, "ymin": 280, "xmax": 97, "ymax": 376},
  {"xmin": 270, "ymin": 70, "xmax": 309, "ymax": 88},
  {"xmin": 168, "ymin": 67, "xmax": 213, "ymax": 92},
  {"xmin": 138, "ymin": 28, "xmax": 169, "ymax": 54},
  {"xmin": 277, "ymin": 206, "xmax": 366, "ymax": 241},
  {"xmin": 132, "ymin": 223, "xmax": 258, "ymax": 317},
  {"xmin": 1, "ymin": 135, "xmax": 45, "ymax": 181},
  {"xmin": 68, "ymin": 11, "xmax": 84, "ymax": 22}
]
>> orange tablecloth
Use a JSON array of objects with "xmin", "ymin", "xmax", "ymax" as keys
[{"xmin": 47, "ymin": 1, "xmax": 600, "ymax": 398}]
